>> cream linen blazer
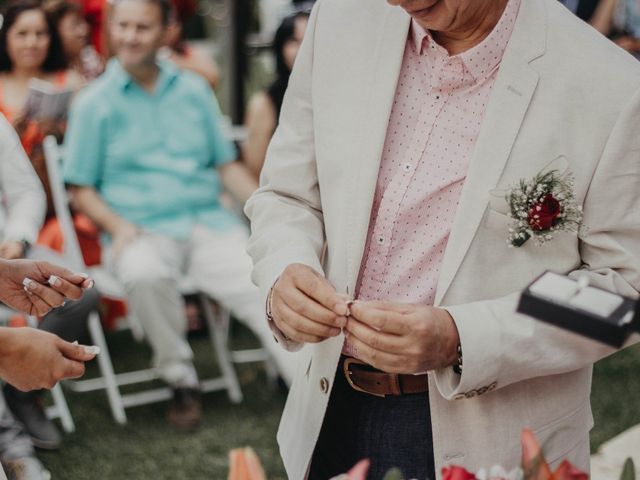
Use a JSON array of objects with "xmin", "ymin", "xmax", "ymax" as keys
[{"xmin": 245, "ymin": 0, "xmax": 640, "ymax": 478}]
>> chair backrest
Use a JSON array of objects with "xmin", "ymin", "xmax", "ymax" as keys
[{"xmin": 42, "ymin": 135, "xmax": 86, "ymax": 273}]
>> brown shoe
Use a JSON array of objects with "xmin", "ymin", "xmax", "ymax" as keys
[{"xmin": 167, "ymin": 388, "xmax": 202, "ymax": 431}]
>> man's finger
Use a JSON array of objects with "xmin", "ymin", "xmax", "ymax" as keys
[
  {"xmin": 345, "ymin": 335, "xmax": 403, "ymax": 374},
  {"xmin": 355, "ymin": 300, "xmax": 414, "ymax": 314},
  {"xmin": 345, "ymin": 317, "xmax": 405, "ymax": 354},
  {"xmin": 275, "ymin": 300, "xmax": 342, "ymax": 339},
  {"xmin": 276, "ymin": 313, "xmax": 327, "ymax": 344},
  {"xmin": 350, "ymin": 302, "xmax": 410, "ymax": 335},
  {"xmin": 279, "ymin": 287, "xmax": 346, "ymax": 328},
  {"xmin": 57, "ymin": 339, "xmax": 99, "ymax": 361},
  {"xmin": 290, "ymin": 268, "xmax": 349, "ymax": 315},
  {"xmin": 23, "ymin": 278, "xmax": 65, "ymax": 307}
]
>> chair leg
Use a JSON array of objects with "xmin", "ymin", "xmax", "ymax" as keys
[
  {"xmin": 50, "ymin": 383, "xmax": 75, "ymax": 433},
  {"xmin": 200, "ymin": 295, "xmax": 243, "ymax": 404},
  {"xmin": 87, "ymin": 312, "xmax": 127, "ymax": 424}
]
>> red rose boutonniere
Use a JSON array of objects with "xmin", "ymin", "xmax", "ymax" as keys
[{"xmin": 506, "ymin": 170, "xmax": 584, "ymax": 247}]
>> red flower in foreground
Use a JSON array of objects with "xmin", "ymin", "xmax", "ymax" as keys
[
  {"xmin": 528, "ymin": 194, "xmax": 561, "ymax": 231},
  {"xmin": 442, "ymin": 465, "xmax": 477, "ymax": 480},
  {"xmin": 552, "ymin": 460, "xmax": 589, "ymax": 480}
]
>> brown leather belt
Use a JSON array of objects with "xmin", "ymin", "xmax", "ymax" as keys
[{"xmin": 342, "ymin": 356, "xmax": 428, "ymax": 397}]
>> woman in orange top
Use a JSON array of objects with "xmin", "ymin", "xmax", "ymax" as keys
[{"xmin": 0, "ymin": 0, "xmax": 83, "ymax": 217}]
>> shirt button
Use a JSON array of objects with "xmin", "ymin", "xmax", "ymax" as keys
[
  {"xmin": 376, "ymin": 236, "xmax": 385, "ymax": 245},
  {"xmin": 403, "ymin": 163, "xmax": 413, "ymax": 172},
  {"xmin": 320, "ymin": 377, "xmax": 330, "ymax": 394}
]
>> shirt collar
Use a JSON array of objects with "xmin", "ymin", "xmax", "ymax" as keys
[
  {"xmin": 106, "ymin": 57, "xmax": 180, "ymax": 94},
  {"xmin": 410, "ymin": 0, "xmax": 521, "ymax": 81}
]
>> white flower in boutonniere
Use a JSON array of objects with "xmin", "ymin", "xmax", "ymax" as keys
[{"xmin": 506, "ymin": 170, "xmax": 583, "ymax": 247}]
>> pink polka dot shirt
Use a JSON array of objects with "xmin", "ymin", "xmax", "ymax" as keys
[{"xmin": 345, "ymin": 0, "xmax": 521, "ymax": 356}]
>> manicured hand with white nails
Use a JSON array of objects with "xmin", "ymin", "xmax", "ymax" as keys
[
  {"xmin": 0, "ymin": 258, "xmax": 94, "ymax": 317},
  {"xmin": 0, "ymin": 327, "xmax": 98, "ymax": 391}
]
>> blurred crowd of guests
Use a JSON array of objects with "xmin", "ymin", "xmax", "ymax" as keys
[
  {"xmin": 0, "ymin": 0, "xmax": 311, "ymax": 478},
  {"xmin": 560, "ymin": 0, "xmax": 640, "ymax": 56}
]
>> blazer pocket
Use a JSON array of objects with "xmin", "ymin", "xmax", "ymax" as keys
[{"xmin": 532, "ymin": 400, "xmax": 592, "ymax": 465}]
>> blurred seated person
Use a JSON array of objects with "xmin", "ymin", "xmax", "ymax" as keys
[
  {"xmin": 45, "ymin": 0, "xmax": 104, "ymax": 82},
  {"xmin": 159, "ymin": 4, "xmax": 219, "ymax": 89},
  {"xmin": 591, "ymin": 0, "xmax": 640, "ymax": 56},
  {"xmin": 558, "ymin": 0, "xmax": 601, "ymax": 21},
  {"xmin": 241, "ymin": 10, "xmax": 309, "ymax": 180},
  {"xmin": 64, "ymin": 0, "xmax": 297, "ymax": 431},
  {"xmin": 0, "ymin": 112, "xmax": 99, "ymax": 452},
  {"xmin": 0, "ymin": 0, "xmax": 84, "ymax": 217}
]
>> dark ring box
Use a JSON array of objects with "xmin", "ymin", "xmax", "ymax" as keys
[{"xmin": 517, "ymin": 271, "xmax": 639, "ymax": 347}]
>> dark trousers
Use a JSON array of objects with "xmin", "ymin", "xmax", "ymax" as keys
[
  {"xmin": 308, "ymin": 357, "xmax": 436, "ymax": 480},
  {"xmin": 38, "ymin": 286, "xmax": 99, "ymax": 342}
]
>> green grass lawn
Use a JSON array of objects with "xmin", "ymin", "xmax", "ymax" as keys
[
  {"xmin": 37, "ymin": 329, "xmax": 640, "ymax": 479},
  {"xmin": 39, "ymin": 326, "xmax": 289, "ymax": 479}
]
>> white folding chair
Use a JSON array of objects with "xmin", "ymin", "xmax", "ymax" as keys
[
  {"xmin": 0, "ymin": 307, "xmax": 75, "ymax": 433},
  {"xmin": 43, "ymin": 136, "xmax": 244, "ymax": 425}
]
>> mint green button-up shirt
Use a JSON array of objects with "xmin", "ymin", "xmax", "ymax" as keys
[{"xmin": 64, "ymin": 59, "xmax": 239, "ymax": 240}]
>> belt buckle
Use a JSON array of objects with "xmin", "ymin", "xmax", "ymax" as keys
[{"xmin": 343, "ymin": 357, "xmax": 386, "ymax": 398}]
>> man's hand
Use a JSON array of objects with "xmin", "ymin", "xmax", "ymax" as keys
[
  {"xmin": 270, "ymin": 264, "xmax": 350, "ymax": 344},
  {"xmin": 0, "ymin": 241, "xmax": 25, "ymax": 260},
  {"xmin": 111, "ymin": 220, "xmax": 139, "ymax": 260},
  {"xmin": 0, "ymin": 327, "xmax": 97, "ymax": 391},
  {"xmin": 0, "ymin": 259, "xmax": 94, "ymax": 317},
  {"xmin": 346, "ymin": 301, "xmax": 460, "ymax": 374}
]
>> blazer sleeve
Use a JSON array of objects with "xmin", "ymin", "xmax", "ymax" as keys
[
  {"xmin": 434, "ymin": 86, "xmax": 640, "ymax": 400},
  {"xmin": 244, "ymin": 1, "xmax": 325, "ymax": 351}
]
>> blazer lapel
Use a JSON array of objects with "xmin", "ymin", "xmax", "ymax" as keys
[
  {"xmin": 346, "ymin": 5, "xmax": 410, "ymax": 293},
  {"xmin": 434, "ymin": 0, "xmax": 548, "ymax": 306}
]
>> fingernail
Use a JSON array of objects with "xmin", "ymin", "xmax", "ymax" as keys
[
  {"xmin": 83, "ymin": 345, "xmax": 100, "ymax": 355},
  {"xmin": 22, "ymin": 278, "xmax": 36, "ymax": 290},
  {"xmin": 85, "ymin": 280, "xmax": 95, "ymax": 289},
  {"xmin": 333, "ymin": 303, "xmax": 348, "ymax": 316},
  {"xmin": 48, "ymin": 275, "xmax": 61, "ymax": 287},
  {"xmin": 73, "ymin": 341, "xmax": 79, "ymax": 345},
  {"xmin": 79, "ymin": 273, "xmax": 89, "ymax": 278}
]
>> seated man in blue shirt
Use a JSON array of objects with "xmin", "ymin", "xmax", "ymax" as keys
[{"xmin": 63, "ymin": 0, "xmax": 296, "ymax": 430}]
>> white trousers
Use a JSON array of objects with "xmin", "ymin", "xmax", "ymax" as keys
[{"xmin": 105, "ymin": 224, "xmax": 297, "ymax": 387}]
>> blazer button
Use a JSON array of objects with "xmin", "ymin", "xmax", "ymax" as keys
[{"xmin": 320, "ymin": 377, "xmax": 330, "ymax": 394}]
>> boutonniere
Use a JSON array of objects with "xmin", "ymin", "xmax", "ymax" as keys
[{"xmin": 506, "ymin": 170, "xmax": 583, "ymax": 247}]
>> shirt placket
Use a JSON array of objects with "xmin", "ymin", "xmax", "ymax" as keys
[{"xmin": 364, "ymin": 53, "xmax": 461, "ymax": 291}]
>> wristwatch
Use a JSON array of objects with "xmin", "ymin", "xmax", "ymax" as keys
[{"xmin": 453, "ymin": 343, "xmax": 463, "ymax": 375}]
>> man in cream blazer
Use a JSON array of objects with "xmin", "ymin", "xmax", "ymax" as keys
[{"xmin": 245, "ymin": 0, "xmax": 640, "ymax": 478}]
